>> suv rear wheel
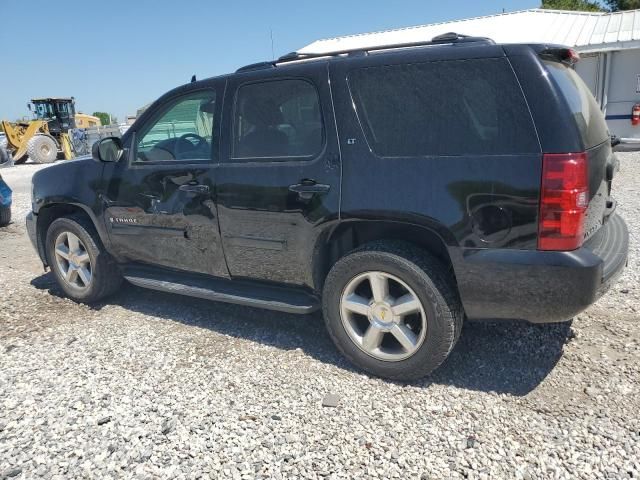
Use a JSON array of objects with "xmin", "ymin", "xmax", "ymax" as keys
[
  {"xmin": 46, "ymin": 215, "xmax": 122, "ymax": 303},
  {"xmin": 322, "ymin": 241, "xmax": 462, "ymax": 380}
]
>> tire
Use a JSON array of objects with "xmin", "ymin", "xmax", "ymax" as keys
[
  {"xmin": 45, "ymin": 215, "xmax": 122, "ymax": 303},
  {"xmin": 322, "ymin": 241, "xmax": 463, "ymax": 381},
  {"xmin": 0, "ymin": 206, "xmax": 10, "ymax": 226},
  {"xmin": 27, "ymin": 135, "xmax": 58, "ymax": 164},
  {"xmin": 0, "ymin": 145, "xmax": 12, "ymax": 168}
]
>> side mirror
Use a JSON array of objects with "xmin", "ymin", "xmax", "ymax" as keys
[
  {"xmin": 92, "ymin": 137, "xmax": 123, "ymax": 163},
  {"xmin": 27, "ymin": 103, "xmax": 31, "ymax": 111},
  {"xmin": 611, "ymin": 135, "xmax": 621, "ymax": 148}
]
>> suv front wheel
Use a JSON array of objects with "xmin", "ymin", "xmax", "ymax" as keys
[
  {"xmin": 322, "ymin": 242, "xmax": 463, "ymax": 381},
  {"xmin": 46, "ymin": 215, "xmax": 122, "ymax": 303}
]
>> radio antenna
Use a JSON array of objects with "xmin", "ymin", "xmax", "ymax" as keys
[{"xmin": 270, "ymin": 29, "xmax": 275, "ymax": 60}]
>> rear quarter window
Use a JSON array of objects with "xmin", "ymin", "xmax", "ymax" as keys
[
  {"xmin": 542, "ymin": 60, "xmax": 609, "ymax": 149},
  {"xmin": 348, "ymin": 57, "xmax": 540, "ymax": 157}
]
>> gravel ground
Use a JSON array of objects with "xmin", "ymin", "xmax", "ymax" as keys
[{"xmin": 1, "ymin": 155, "xmax": 639, "ymax": 479}]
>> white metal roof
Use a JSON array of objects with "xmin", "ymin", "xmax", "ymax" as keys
[{"xmin": 299, "ymin": 8, "xmax": 640, "ymax": 55}]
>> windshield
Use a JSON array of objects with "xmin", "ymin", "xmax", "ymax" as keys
[
  {"xmin": 33, "ymin": 102, "xmax": 55, "ymax": 120},
  {"xmin": 543, "ymin": 60, "xmax": 609, "ymax": 148},
  {"xmin": 56, "ymin": 102, "xmax": 73, "ymax": 117}
]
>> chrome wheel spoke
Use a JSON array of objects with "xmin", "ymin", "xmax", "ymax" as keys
[
  {"xmin": 392, "ymin": 293, "xmax": 421, "ymax": 317},
  {"xmin": 55, "ymin": 244, "xmax": 71, "ymax": 261},
  {"xmin": 67, "ymin": 232, "xmax": 80, "ymax": 252},
  {"xmin": 368, "ymin": 273, "xmax": 389, "ymax": 303},
  {"xmin": 391, "ymin": 324, "xmax": 418, "ymax": 352},
  {"xmin": 75, "ymin": 252, "xmax": 90, "ymax": 266},
  {"xmin": 361, "ymin": 325, "xmax": 384, "ymax": 352},
  {"xmin": 343, "ymin": 294, "xmax": 370, "ymax": 316},
  {"xmin": 65, "ymin": 266, "xmax": 79, "ymax": 284},
  {"xmin": 78, "ymin": 266, "xmax": 91, "ymax": 287}
]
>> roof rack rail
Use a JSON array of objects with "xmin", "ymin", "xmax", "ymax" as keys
[
  {"xmin": 236, "ymin": 61, "xmax": 276, "ymax": 73},
  {"xmin": 276, "ymin": 32, "xmax": 494, "ymax": 64}
]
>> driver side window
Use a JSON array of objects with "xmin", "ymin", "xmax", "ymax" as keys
[{"xmin": 136, "ymin": 90, "xmax": 216, "ymax": 162}]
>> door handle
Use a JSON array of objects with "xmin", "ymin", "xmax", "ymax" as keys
[
  {"xmin": 289, "ymin": 181, "xmax": 330, "ymax": 200},
  {"xmin": 179, "ymin": 184, "xmax": 210, "ymax": 194}
]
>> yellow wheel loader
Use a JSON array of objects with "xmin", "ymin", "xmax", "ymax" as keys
[{"xmin": 0, "ymin": 98, "xmax": 100, "ymax": 165}]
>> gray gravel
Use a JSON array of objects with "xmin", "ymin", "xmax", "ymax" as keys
[{"xmin": 1, "ymin": 154, "xmax": 639, "ymax": 479}]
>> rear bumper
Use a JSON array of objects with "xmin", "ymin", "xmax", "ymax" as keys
[
  {"xmin": 614, "ymin": 138, "xmax": 640, "ymax": 152},
  {"xmin": 588, "ymin": 213, "xmax": 628, "ymax": 294},
  {"xmin": 453, "ymin": 214, "xmax": 628, "ymax": 323}
]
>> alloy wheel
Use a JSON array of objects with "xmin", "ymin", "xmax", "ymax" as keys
[
  {"xmin": 53, "ymin": 231, "xmax": 92, "ymax": 290},
  {"xmin": 340, "ymin": 271, "xmax": 427, "ymax": 362}
]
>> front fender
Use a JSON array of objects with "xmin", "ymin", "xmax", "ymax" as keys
[
  {"xmin": 31, "ymin": 157, "xmax": 112, "ymax": 253},
  {"xmin": 32, "ymin": 156, "xmax": 101, "ymax": 215}
]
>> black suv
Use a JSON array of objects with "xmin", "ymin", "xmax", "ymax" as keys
[{"xmin": 27, "ymin": 34, "xmax": 628, "ymax": 380}]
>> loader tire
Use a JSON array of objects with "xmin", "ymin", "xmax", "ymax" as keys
[{"xmin": 27, "ymin": 135, "xmax": 58, "ymax": 164}]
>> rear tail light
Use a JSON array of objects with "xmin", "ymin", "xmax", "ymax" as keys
[
  {"xmin": 632, "ymin": 103, "xmax": 640, "ymax": 126},
  {"xmin": 538, "ymin": 152, "xmax": 589, "ymax": 251}
]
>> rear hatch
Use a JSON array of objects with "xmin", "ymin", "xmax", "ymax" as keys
[{"xmin": 541, "ymin": 55, "xmax": 617, "ymax": 244}]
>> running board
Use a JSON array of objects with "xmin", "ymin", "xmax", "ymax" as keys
[{"xmin": 123, "ymin": 266, "xmax": 319, "ymax": 314}]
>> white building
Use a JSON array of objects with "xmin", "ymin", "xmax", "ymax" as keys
[{"xmin": 301, "ymin": 8, "xmax": 640, "ymax": 147}]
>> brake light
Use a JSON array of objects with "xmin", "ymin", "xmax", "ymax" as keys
[
  {"xmin": 564, "ymin": 49, "xmax": 580, "ymax": 65},
  {"xmin": 632, "ymin": 103, "xmax": 640, "ymax": 126},
  {"xmin": 540, "ymin": 47, "xmax": 580, "ymax": 65},
  {"xmin": 538, "ymin": 152, "xmax": 589, "ymax": 251}
]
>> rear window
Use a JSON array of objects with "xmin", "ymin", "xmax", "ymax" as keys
[
  {"xmin": 348, "ymin": 57, "xmax": 539, "ymax": 157},
  {"xmin": 543, "ymin": 60, "xmax": 609, "ymax": 148},
  {"xmin": 233, "ymin": 79, "xmax": 323, "ymax": 159}
]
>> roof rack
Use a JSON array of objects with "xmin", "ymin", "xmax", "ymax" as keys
[
  {"xmin": 276, "ymin": 32, "xmax": 494, "ymax": 64},
  {"xmin": 236, "ymin": 61, "xmax": 276, "ymax": 73},
  {"xmin": 235, "ymin": 32, "xmax": 494, "ymax": 73}
]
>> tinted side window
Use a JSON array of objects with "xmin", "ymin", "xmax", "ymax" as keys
[
  {"xmin": 233, "ymin": 79, "xmax": 323, "ymax": 159},
  {"xmin": 348, "ymin": 58, "xmax": 539, "ymax": 157},
  {"xmin": 137, "ymin": 91, "xmax": 216, "ymax": 162},
  {"xmin": 543, "ymin": 60, "xmax": 609, "ymax": 148}
]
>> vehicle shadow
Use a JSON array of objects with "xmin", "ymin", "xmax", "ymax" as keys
[{"xmin": 31, "ymin": 272, "xmax": 571, "ymax": 396}]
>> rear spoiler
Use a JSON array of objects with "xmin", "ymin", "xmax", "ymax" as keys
[{"xmin": 535, "ymin": 45, "xmax": 581, "ymax": 66}]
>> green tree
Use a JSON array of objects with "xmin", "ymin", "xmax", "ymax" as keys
[
  {"xmin": 541, "ymin": 0, "xmax": 640, "ymax": 9},
  {"xmin": 604, "ymin": 0, "xmax": 640, "ymax": 10},
  {"xmin": 541, "ymin": 0, "xmax": 604, "ymax": 11},
  {"xmin": 92, "ymin": 112, "xmax": 111, "ymax": 126}
]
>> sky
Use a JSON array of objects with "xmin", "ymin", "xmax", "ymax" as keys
[{"xmin": 0, "ymin": 0, "xmax": 539, "ymax": 122}]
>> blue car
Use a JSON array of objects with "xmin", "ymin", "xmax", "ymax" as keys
[{"xmin": 0, "ymin": 173, "xmax": 11, "ymax": 226}]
